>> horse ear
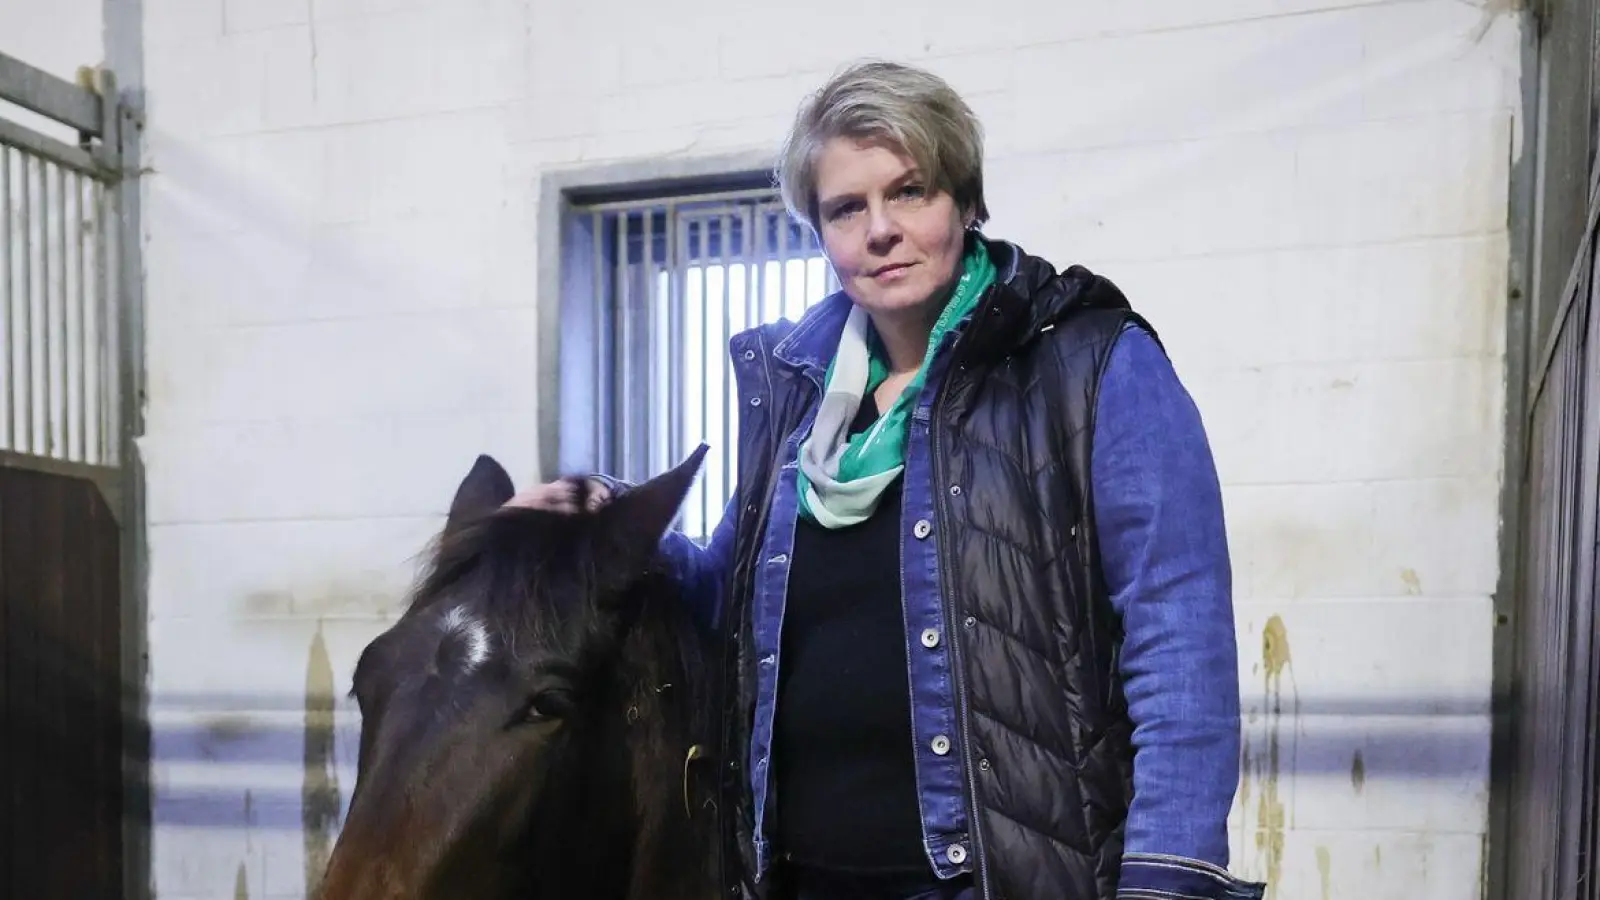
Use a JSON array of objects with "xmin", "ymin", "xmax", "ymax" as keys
[
  {"xmin": 446, "ymin": 454, "xmax": 515, "ymax": 534},
  {"xmin": 597, "ymin": 443, "xmax": 709, "ymax": 560}
]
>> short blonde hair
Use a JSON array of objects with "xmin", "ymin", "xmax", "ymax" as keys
[{"xmin": 775, "ymin": 59, "xmax": 989, "ymax": 232}]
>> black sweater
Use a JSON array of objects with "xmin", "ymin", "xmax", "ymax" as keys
[{"xmin": 772, "ymin": 397, "xmax": 932, "ymax": 876}]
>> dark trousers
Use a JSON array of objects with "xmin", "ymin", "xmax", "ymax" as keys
[{"xmin": 780, "ymin": 865, "xmax": 976, "ymax": 900}]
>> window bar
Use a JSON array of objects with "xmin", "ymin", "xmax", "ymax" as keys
[
  {"xmin": 738, "ymin": 204, "xmax": 758, "ymax": 487},
  {"xmin": 642, "ymin": 208, "xmax": 658, "ymax": 477},
  {"xmin": 776, "ymin": 213, "xmax": 790, "ymax": 323},
  {"xmin": 615, "ymin": 210, "xmax": 634, "ymax": 482},
  {"xmin": 754, "ymin": 208, "xmax": 768, "ymax": 325},
  {"xmin": 798, "ymin": 222, "xmax": 812, "ymax": 317},
  {"xmin": 717, "ymin": 211, "xmax": 732, "ymax": 518},
  {"xmin": 680, "ymin": 211, "xmax": 699, "ymax": 537},
  {"xmin": 696, "ymin": 217, "xmax": 710, "ymax": 534},
  {"xmin": 744, "ymin": 206, "xmax": 758, "ymax": 329},
  {"xmin": 592, "ymin": 211, "xmax": 608, "ymax": 474},
  {"xmin": 667, "ymin": 204, "xmax": 684, "ymax": 530}
]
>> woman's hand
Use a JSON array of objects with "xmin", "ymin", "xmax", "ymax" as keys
[{"xmin": 502, "ymin": 477, "xmax": 614, "ymax": 514}]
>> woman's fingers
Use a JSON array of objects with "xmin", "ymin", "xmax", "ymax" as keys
[{"xmin": 502, "ymin": 477, "xmax": 614, "ymax": 514}]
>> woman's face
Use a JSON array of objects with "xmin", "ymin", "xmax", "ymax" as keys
[{"xmin": 811, "ymin": 137, "xmax": 969, "ymax": 325}]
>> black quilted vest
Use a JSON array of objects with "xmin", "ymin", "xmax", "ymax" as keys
[{"xmin": 709, "ymin": 237, "xmax": 1149, "ymax": 900}]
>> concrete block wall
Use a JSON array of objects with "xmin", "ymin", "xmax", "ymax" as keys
[{"xmin": 111, "ymin": 0, "xmax": 1532, "ymax": 897}]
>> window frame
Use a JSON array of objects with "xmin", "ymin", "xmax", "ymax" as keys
[{"xmin": 538, "ymin": 158, "xmax": 837, "ymax": 540}]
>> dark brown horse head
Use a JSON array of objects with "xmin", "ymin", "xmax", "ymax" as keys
[{"xmin": 319, "ymin": 446, "xmax": 719, "ymax": 900}]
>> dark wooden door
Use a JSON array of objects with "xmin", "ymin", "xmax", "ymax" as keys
[{"xmin": 0, "ymin": 464, "xmax": 123, "ymax": 898}]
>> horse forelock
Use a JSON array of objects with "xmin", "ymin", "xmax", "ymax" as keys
[{"xmin": 409, "ymin": 508, "xmax": 592, "ymax": 625}]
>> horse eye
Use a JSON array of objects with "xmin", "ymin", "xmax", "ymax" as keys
[{"xmin": 519, "ymin": 692, "xmax": 567, "ymax": 725}]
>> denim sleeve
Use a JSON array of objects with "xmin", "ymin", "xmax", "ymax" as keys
[
  {"xmin": 590, "ymin": 473, "xmax": 739, "ymax": 633},
  {"xmin": 656, "ymin": 492, "xmax": 740, "ymax": 631},
  {"xmin": 1088, "ymin": 326, "xmax": 1265, "ymax": 900}
]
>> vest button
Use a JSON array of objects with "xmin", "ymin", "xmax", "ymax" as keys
[
  {"xmin": 920, "ymin": 628, "xmax": 940, "ymax": 648},
  {"xmin": 946, "ymin": 843, "xmax": 968, "ymax": 864},
  {"xmin": 750, "ymin": 396, "xmax": 762, "ymax": 406},
  {"xmin": 931, "ymin": 734, "xmax": 951, "ymax": 755},
  {"xmin": 743, "ymin": 349, "xmax": 756, "ymax": 361},
  {"xmin": 912, "ymin": 519, "xmax": 932, "ymax": 539}
]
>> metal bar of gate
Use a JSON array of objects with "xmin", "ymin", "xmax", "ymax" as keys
[
  {"xmin": 0, "ymin": 71, "xmax": 122, "ymax": 471},
  {"xmin": 19, "ymin": 152, "xmax": 35, "ymax": 453},
  {"xmin": 73, "ymin": 172, "xmax": 88, "ymax": 462},
  {"xmin": 96, "ymin": 175, "xmax": 113, "ymax": 465},
  {"xmin": 0, "ymin": 52, "xmax": 104, "ymax": 138},
  {"xmin": 2, "ymin": 144, "xmax": 12, "ymax": 449}
]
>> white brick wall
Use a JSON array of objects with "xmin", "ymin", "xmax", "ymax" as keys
[{"xmin": 17, "ymin": 0, "xmax": 1532, "ymax": 897}]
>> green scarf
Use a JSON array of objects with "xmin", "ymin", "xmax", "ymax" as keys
[{"xmin": 796, "ymin": 235, "xmax": 996, "ymax": 527}]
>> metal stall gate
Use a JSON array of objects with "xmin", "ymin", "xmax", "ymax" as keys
[
  {"xmin": 0, "ymin": 51, "xmax": 139, "ymax": 899},
  {"xmin": 1491, "ymin": 2, "xmax": 1600, "ymax": 899}
]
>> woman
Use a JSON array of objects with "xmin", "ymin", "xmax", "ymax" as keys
[{"xmin": 512, "ymin": 60, "xmax": 1266, "ymax": 900}]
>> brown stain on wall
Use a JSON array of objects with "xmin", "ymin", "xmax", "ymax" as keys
[
  {"xmin": 245, "ymin": 575, "xmax": 402, "ymax": 618},
  {"xmin": 244, "ymin": 788, "xmax": 256, "ymax": 854},
  {"xmin": 1350, "ymin": 751, "xmax": 1366, "ymax": 792},
  {"xmin": 304, "ymin": 623, "xmax": 342, "ymax": 897},
  {"xmin": 234, "ymin": 862, "xmax": 250, "ymax": 900},
  {"xmin": 205, "ymin": 713, "xmax": 257, "ymax": 741},
  {"xmin": 1255, "ymin": 615, "xmax": 1296, "ymax": 900},
  {"xmin": 1399, "ymin": 568, "xmax": 1422, "ymax": 595},
  {"xmin": 1316, "ymin": 846, "xmax": 1332, "ymax": 900},
  {"xmin": 243, "ymin": 589, "xmax": 296, "ymax": 617}
]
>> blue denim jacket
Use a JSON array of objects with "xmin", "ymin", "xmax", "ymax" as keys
[{"xmin": 647, "ymin": 304, "xmax": 1263, "ymax": 900}]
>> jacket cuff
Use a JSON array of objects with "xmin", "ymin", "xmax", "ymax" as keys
[
  {"xmin": 1117, "ymin": 853, "xmax": 1266, "ymax": 900},
  {"xmin": 585, "ymin": 473, "xmax": 632, "ymax": 497}
]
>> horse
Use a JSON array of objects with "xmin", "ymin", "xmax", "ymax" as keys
[{"xmin": 316, "ymin": 446, "xmax": 723, "ymax": 900}]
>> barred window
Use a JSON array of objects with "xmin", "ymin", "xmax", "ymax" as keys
[{"xmin": 567, "ymin": 185, "xmax": 838, "ymax": 542}]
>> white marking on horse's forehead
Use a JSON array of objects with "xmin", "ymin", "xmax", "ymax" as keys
[{"xmin": 439, "ymin": 604, "xmax": 492, "ymax": 672}]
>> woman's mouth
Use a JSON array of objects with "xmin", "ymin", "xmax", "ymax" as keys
[{"xmin": 870, "ymin": 262, "xmax": 914, "ymax": 281}]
